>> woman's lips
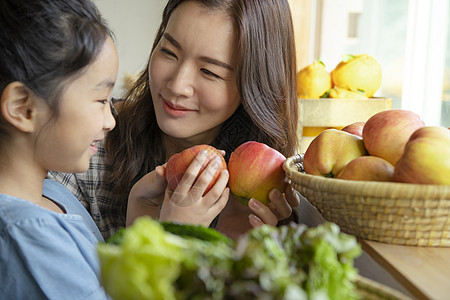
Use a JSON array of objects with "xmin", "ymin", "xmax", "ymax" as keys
[{"xmin": 162, "ymin": 100, "xmax": 194, "ymax": 117}]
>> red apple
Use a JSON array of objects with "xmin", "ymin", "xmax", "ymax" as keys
[
  {"xmin": 165, "ymin": 144, "xmax": 227, "ymax": 195},
  {"xmin": 228, "ymin": 141, "xmax": 287, "ymax": 205},
  {"xmin": 303, "ymin": 129, "xmax": 368, "ymax": 178},
  {"xmin": 337, "ymin": 156, "xmax": 394, "ymax": 182},
  {"xmin": 393, "ymin": 126, "xmax": 450, "ymax": 185},
  {"xmin": 341, "ymin": 121, "xmax": 365, "ymax": 137},
  {"xmin": 362, "ymin": 109, "xmax": 425, "ymax": 166}
]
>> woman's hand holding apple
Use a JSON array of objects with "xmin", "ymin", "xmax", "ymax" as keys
[
  {"xmin": 226, "ymin": 141, "xmax": 298, "ymax": 227},
  {"xmin": 126, "ymin": 165, "xmax": 168, "ymax": 226},
  {"xmin": 130, "ymin": 141, "xmax": 299, "ymax": 237},
  {"xmin": 160, "ymin": 150, "xmax": 230, "ymax": 227},
  {"xmin": 216, "ymin": 184, "xmax": 298, "ymax": 240},
  {"xmin": 128, "ymin": 146, "xmax": 230, "ymax": 227},
  {"xmin": 248, "ymin": 184, "xmax": 299, "ymax": 227},
  {"xmin": 216, "ymin": 141, "xmax": 299, "ymax": 237},
  {"xmin": 228, "ymin": 141, "xmax": 288, "ymax": 205}
]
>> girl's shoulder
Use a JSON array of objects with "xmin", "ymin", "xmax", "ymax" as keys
[
  {"xmin": 0, "ymin": 193, "xmax": 52, "ymax": 225},
  {"xmin": 0, "ymin": 180, "xmax": 103, "ymax": 242},
  {"xmin": 0, "ymin": 180, "xmax": 84, "ymax": 219}
]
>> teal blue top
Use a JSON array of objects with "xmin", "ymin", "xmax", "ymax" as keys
[{"xmin": 0, "ymin": 179, "xmax": 109, "ymax": 299}]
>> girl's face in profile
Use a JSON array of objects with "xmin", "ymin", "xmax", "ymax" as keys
[
  {"xmin": 149, "ymin": 1, "xmax": 241, "ymax": 147},
  {"xmin": 36, "ymin": 36, "xmax": 118, "ymax": 173}
]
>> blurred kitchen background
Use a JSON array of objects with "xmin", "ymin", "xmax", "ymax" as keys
[{"xmin": 94, "ymin": 0, "xmax": 450, "ymax": 127}]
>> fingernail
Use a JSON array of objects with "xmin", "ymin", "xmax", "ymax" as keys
[
  {"xmin": 200, "ymin": 150, "xmax": 207, "ymax": 157},
  {"xmin": 249, "ymin": 198, "xmax": 260, "ymax": 209},
  {"xmin": 269, "ymin": 189, "xmax": 282, "ymax": 200},
  {"xmin": 249, "ymin": 214, "xmax": 262, "ymax": 223}
]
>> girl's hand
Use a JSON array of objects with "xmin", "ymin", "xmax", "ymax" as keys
[
  {"xmin": 248, "ymin": 183, "xmax": 300, "ymax": 227},
  {"xmin": 126, "ymin": 165, "xmax": 168, "ymax": 226},
  {"xmin": 159, "ymin": 150, "xmax": 230, "ymax": 226}
]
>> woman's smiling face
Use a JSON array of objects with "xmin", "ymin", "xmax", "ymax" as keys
[{"xmin": 149, "ymin": 1, "xmax": 240, "ymax": 146}]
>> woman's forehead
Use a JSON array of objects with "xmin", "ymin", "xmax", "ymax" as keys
[{"xmin": 164, "ymin": 2, "xmax": 237, "ymax": 63}]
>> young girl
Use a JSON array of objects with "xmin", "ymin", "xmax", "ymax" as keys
[
  {"xmin": 50, "ymin": 0, "xmax": 300, "ymax": 240},
  {"xmin": 0, "ymin": 0, "xmax": 223, "ymax": 298}
]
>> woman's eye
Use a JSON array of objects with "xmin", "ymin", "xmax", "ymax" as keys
[
  {"xmin": 201, "ymin": 68, "xmax": 221, "ymax": 79},
  {"xmin": 98, "ymin": 99, "xmax": 108, "ymax": 105},
  {"xmin": 160, "ymin": 48, "xmax": 176, "ymax": 58}
]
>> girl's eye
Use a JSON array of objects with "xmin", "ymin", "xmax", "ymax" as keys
[
  {"xmin": 201, "ymin": 68, "xmax": 221, "ymax": 79},
  {"xmin": 98, "ymin": 99, "xmax": 108, "ymax": 105}
]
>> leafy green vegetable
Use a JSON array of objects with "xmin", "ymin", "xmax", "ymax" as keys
[
  {"xmin": 161, "ymin": 221, "xmax": 232, "ymax": 245},
  {"xmin": 97, "ymin": 218, "xmax": 361, "ymax": 300},
  {"xmin": 227, "ymin": 225, "xmax": 306, "ymax": 299},
  {"xmin": 105, "ymin": 227, "xmax": 126, "ymax": 245},
  {"xmin": 97, "ymin": 218, "xmax": 186, "ymax": 300},
  {"xmin": 227, "ymin": 223, "xmax": 361, "ymax": 299}
]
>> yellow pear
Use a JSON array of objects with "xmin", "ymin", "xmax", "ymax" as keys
[
  {"xmin": 297, "ymin": 60, "xmax": 332, "ymax": 99},
  {"xmin": 331, "ymin": 54, "xmax": 382, "ymax": 98},
  {"xmin": 303, "ymin": 129, "xmax": 368, "ymax": 178}
]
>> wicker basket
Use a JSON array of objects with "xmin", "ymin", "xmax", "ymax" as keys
[
  {"xmin": 283, "ymin": 154, "xmax": 450, "ymax": 247},
  {"xmin": 355, "ymin": 276, "xmax": 411, "ymax": 300}
]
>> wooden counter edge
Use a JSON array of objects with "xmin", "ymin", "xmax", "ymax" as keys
[{"xmin": 359, "ymin": 239, "xmax": 430, "ymax": 300}]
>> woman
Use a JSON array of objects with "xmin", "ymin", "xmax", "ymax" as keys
[{"xmin": 51, "ymin": 0, "xmax": 299, "ymax": 240}]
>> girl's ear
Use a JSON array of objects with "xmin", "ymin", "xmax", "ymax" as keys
[{"xmin": 1, "ymin": 82, "xmax": 38, "ymax": 133}]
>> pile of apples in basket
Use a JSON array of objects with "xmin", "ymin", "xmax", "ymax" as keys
[{"xmin": 303, "ymin": 109, "xmax": 450, "ymax": 185}]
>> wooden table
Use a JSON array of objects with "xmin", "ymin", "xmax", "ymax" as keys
[
  {"xmin": 296, "ymin": 194, "xmax": 450, "ymax": 300},
  {"xmin": 360, "ymin": 240, "xmax": 450, "ymax": 300}
]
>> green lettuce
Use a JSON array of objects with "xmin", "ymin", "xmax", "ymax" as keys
[
  {"xmin": 97, "ymin": 218, "xmax": 186, "ymax": 300},
  {"xmin": 97, "ymin": 218, "xmax": 361, "ymax": 300}
]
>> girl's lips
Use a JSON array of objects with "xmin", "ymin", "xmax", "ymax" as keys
[
  {"xmin": 89, "ymin": 140, "xmax": 101, "ymax": 154},
  {"xmin": 162, "ymin": 100, "xmax": 194, "ymax": 117},
  {"xmin": 89, "ymin": 143, "xmax": 98, "ymax": 154}
]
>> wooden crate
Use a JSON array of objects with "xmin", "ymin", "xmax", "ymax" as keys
[{"xmin": 297, "ymin": 98, "xmax": 392, "ymax": 153}]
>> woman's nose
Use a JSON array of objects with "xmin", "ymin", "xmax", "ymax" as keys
[{"xmin": 166, "ymin": 64, "xmax": 194, "ymax": 97}]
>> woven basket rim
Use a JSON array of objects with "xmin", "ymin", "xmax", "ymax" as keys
[{"xmin": 283, "ymin": 155, "xmax": 450, "ymax": 199}]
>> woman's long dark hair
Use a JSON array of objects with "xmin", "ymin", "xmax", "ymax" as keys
[{"xmin": 105, "ymin": 0, "xmax": 298, "ymax": 204}]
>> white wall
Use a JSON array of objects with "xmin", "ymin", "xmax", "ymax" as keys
[{"xmin": 93, "ymin": 0, "xmax": 166, "ymax": 97}]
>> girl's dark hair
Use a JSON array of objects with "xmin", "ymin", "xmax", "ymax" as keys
[
  {"xmin": 106, "ymin": 0, "xmax": 298, "ymax": 204},
  {"xmin": 0, "ymin": 0, "xmax": 112, "ymax": 144}
]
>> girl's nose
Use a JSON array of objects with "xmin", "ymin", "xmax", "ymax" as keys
[
  {"xmin": 104, "ymin": 102, "xmax": 116, "ymax": 132},
  {"xmin": 166, "ymin": 64, "xmax": 194, "ymax": 98}
]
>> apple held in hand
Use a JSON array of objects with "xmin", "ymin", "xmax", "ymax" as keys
[
  {"xmin": 394, "ymin": 126, "xmax": 450, "ymax": 185},
  {"xmin": 341, "ymin": 121, "xmax": 365, "ymax": 137},
  {"xmin": 337, "ymin": 156, "xmax": 394, "ymax": 182},
  {"xmin": 228, "ymin": 141, "xmax": 287, "ymax": 205},
  {"xmin": 165, "ymin": 144, "xmax": 227, "ymax": 195},
  {"xmin": 362, "ymin": 109, "xmax": 424, "ymax": 166},
  {"xmin": 303, "ymin": 129, "xmax": 368, "ymax": 178}
]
